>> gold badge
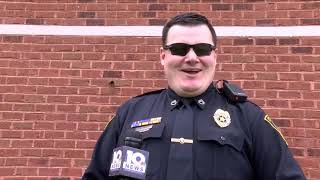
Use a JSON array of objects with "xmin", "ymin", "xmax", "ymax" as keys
[{"xmin": 213, "ymin": 109, "xmax": 231, "ymax": 128}]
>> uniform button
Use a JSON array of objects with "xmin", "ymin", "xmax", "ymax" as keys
[
  {"xmin": 170, "ymin": 100, "xmax": 177, "ymax": 106},
  {"xmin": 198, "ymin": 99, "xmax": 205, "ymax": 105},
  {"xmin": 220, "ymin": 136, "xmax": 226, "ymax": 141}
]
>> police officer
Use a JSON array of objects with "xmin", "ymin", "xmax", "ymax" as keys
[{"xmin": 82, "ymin": 12, "xmax": 306, "ymax": 180}]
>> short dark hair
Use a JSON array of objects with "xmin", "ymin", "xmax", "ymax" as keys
[{"xmin": 162, "ymin": 12, "xmax": 217, "ymax": 48}]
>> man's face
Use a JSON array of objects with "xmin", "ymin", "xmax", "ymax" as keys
[{"xmin": 160, "ymin": 24, "xmax": 217, "ymax": 97}]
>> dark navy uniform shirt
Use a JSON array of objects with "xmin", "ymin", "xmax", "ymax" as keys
[{"xmin": 82, "ymin": 85, "xmax": 306, "ymax": 180}]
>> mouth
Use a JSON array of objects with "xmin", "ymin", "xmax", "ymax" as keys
[{"xmin": 181, "ymin": 68, "xmax": 201, "ymax": 75}]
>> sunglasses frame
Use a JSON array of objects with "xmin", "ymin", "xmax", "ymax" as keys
[{"xmin": 163, "ymin": 43, "xmax": 216, "ymax": 56}]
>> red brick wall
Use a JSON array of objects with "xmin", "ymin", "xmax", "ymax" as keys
[{"xmin": 0, "ymin": 1, "xmax": 319, "ymax": 180}]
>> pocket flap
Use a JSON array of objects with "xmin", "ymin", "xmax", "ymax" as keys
[
  {"xmin": 197, "ymin": 128, "xmax": 244, "ymax": 152},
  {"xmin": 139, "ymin": 123, "xmax": 165, "ymax": 140}
]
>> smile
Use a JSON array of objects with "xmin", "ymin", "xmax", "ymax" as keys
[{"xmin": 181, "ymin": 68, "xmax": 201, "ymax": 74}]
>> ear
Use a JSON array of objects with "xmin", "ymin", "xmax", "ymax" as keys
[{"xmin": 160, "ymin": 47, "xmax": 166, "ymax": 66}]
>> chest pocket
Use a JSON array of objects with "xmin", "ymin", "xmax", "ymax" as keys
[
  {"xmin": 196, "ymin": 129, "xmax": 251, "ymax": 180},
  {"xmin": 139, "ymin": 123, "xmax": 165, "ymax": 180}
]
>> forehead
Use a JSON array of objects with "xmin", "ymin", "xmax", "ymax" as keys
[{"xmin": 166, "ymin": 24, "xmax": 213, "ymax": 45}]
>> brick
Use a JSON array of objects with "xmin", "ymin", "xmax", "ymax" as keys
[
  {"xmin": 256, "ymin": 39, "xmax": 277, "ymax": 45},
  {"xmin": 68, "ymin": 96, "xmax": 87, "ymax": 104},
  {"xmin": 38, "ymin": 168, "xmax": 59, "ymax": 176},
  {"xmin": 35, "ymin": 104, "xmax": 55, "ymax": 112},
  {"xmin": 103, "ymin": 71, "xmax": 122, "ymax": 78},
  {"xmin": 50, "ymin": 158, "xmax": 71, "ymax": 167},
  {"xmin": 78, "ymin": 122, "xmax": 99, "ymax": 131},
  {"xmin": 66, "ymin": 131, "xmax": 86, "ymax": 139},
  {"xmin": 288, "ymin": 82, "xmax": 311, "ymax": 90},
  {"xmin": 26, "ymin": 18, "xmax": 44, "ymax": 25},
  {"xmin": 303, "ymin": 92, "xmax": 320, "ymax": 100},
  {"xmin": 64, "ymin": 150, "xmax": 85, "ymax": 158},
  {"xmin": 15, "ymin": 168, "xmax": 37, "ymax": 176},
  {"xmin": 149, "ymin": 19, "xmax": 167, "ymax": 25},
  {"xmin": 57, "ymin": 105, "xmax": 77, "ymax": 112},
  {"xmin": 233, "ymin": 38, "xmax": 254, "ymax": 45},
  {"xmin": 265, "ymin": 82, "xmax": 288, "ymax": 90},
  {"xmin": 220, "ymin": 64, "xmax": 243, "ymax": 71},
  {"xmin": 301, "ymin": 18, "xmax": 320, "ymax": 25},
  {"xmin": 34, "ymin": 122, "xmax": 54, "ymax": 130},
  {"xmin": 5, "ymin": 158, "xmax": 28, "ymax": 166},
  {"xmin": 47, "ymin": 96, "xmax": 67, "ymax": 103},
  {"xmin": 3, "ymin": 112, "xmax": 23, "ymax": 120},
  {"xmin": 233, "ymin": 3, "xmax": 253, "ymax": 10},
  {"xmin": 279, "ymin": 73, "xmax": 302, "ymax": 81},
  {"xmin": 74, "ymin": 159, "xmax": 90, "ymax": 167},
  {"xmin": 58, "ymin": 87, "xmax": 78, "ymax": 95},
  {"xmin": 149, "ymin": 4, "xmax": 167, "ymax": 11},
  {"xmin": 266, "ymin": 64, "xmax": 289, "ymax": 72},
  {"xmin": 67, "ymin": 114, "xmax": 88, "ymax": 121},
  {"xmin": 82, "ymin": 70, "xmax": 102, "ymax": 78},
  {"xmin": 21, "ymin": 148, "xmax": 42, "ymax": 157},
  {"xmin": 11, "ymin": 140, "xmax": 33, "ymax": 148},
  {"xmin": 43, "ymin": 149, "xmax": 63, "ymax": 158},
  {"xmin": 244, "ymin": 64, "xmax": 265, "ymax": 71},
  {"xmin": 307, "ymin": 148, "xmax": 320, "ymax": 157},
  {"xmin": 62, "ymin": 53, "xmax": 82, "ymax": 60},
  {"xmin": 305, "ymin": 110, "xmax": 320, "ymax": 119},
  {"xmin": 4, "ymin": 94, "xmax": 24, "ymax": 102},
  {"xmin": 23, "ymin": 131, "xmax": 44, "ymax": 139},
  {"xmin": 3, "ymin": 36, "xmax": 23, "ymax": 43},
  {"xmin": 78, "ymin": 105, "xmax": 99, "ymax": 113},
  {"xmin": 277, "ymin": 55, "xmax": 300, "ymax": 63},
  {"xmin": 290, "ymin": 148, "xmax": 305, "ymax": 156},
  {"xmin": 54, "ymin": 140, "xmax": 75, "ymax": 148},
  {"xmin": 256, "ymin": 73, "xmax": 277, "ymax": 80},
  {"xmin": 279, "ymin": 38, "xmax": 299, "ymax": 45},
  {"xmin": 0, "ymin": 86, "xmax": 15, "ymax": 93},
  {"xmin": 0, "ymin": 121, "xmax": 11, "ymax": 129},
  {"xmin": 78, "ymin": 12, "xmax": 95, "ymax": 18},
  {"xmin": 212, "ymin": 3, "xmax": 231, "ymax": 10},
  {"xmin": 86, "ymin": 19, "xmax": 105, "ymax": 26},
  {"xmin": 291, "ymin": 47, "xmax": 313, "ymax": 54},
  {"xmin": 61, "ymin": 70, "xmax": 81, "ymax": 77},
  {"xmin": 60, "ymin": 167, "xmax": 82, "ymax": 176},
  {"xmin": 291, "ymin": 100, "xmax": 315, "ymax": 108},
  {"xmin": 290, "ymin": 64, "xmax": 313, "ymax": 72},
  {"xmin": 12, "ymin": 122, "xmax": 33, "ymax": 129},
  {"xmin": 34, "ymin": 140, "xmax": 54, "ymax": 148},
  {"xmin": 0, "ymin": 149, "xmax": 19, "ymax": 157},
  {"xmin": 256, "ymin": 19, "xmax": 275, "ymax": 26},
  {"xmin": 1, "ymin": 130, "xmax": 22, "ymax": 138},
  {"xmin": 7, "ymin": 77, "xmax": 27, "ymax": 84},
  {"xmin": 45, "ymin": 131, "xmax": 64, "ymax": 139}
]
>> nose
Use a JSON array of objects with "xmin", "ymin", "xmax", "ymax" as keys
[{"xmin": 184, "ymin": 48, "xmax": 199, "ymax": 64}]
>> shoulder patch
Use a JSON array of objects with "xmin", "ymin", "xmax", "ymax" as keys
[
  {"xmin": 264, "ymin": 115, "xmax": 288, "ymax": 145},
  {"xmin": 134, "ymin": 89, "xmax": 165, "ymax": 98}
]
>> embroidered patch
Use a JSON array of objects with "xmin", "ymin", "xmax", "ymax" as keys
[{"xmin": 264, "ymin": 115, "xmax": 288, "ymax": 145}]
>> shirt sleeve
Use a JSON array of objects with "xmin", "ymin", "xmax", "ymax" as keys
[
  {"xmin": 248, "ymin": 105, "xmax": 306, "ymax": 180},
  {"xmin": 81, "ymin": 113, "xmax": 123, "ymax": 180}
]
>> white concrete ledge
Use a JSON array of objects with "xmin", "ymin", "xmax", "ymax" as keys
[{"xmin": 0, "ymin": 24, "xmax": 320, "ymax": 37}]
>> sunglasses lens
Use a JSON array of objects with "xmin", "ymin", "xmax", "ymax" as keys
[
  {"xmin": 165, "ymin": 43, "xmax": 215, "ymax": 56},
  {"xmin": 193, "ymin": 43, "xmax": 213, "ymax": 56},
  {"xmin": 169, "ymin": 43, "xmax": 190, "ymax": 56}
]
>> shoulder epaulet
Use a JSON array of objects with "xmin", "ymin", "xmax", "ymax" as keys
[
  {"xmin": 134, "ymin": 89, "xmax": 166, "ymax": 98},
  {"xmin": 215, "ymin": 80, "xmax": 247, "ymax": 103}
]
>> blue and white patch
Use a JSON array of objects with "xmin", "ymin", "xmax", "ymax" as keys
[{"xmin": 131, "ymin": 117, "xmax": 162, "ymax": 128}]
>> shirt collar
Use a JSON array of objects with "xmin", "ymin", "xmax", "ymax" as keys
[{"xmin": 166, "ymin": 83, "xmax": 216, "ymax": 110}]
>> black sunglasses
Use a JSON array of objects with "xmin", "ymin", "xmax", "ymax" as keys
[{"xmin": 163, "ymin": 43, "xmax": 216, "ymax": 56}]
